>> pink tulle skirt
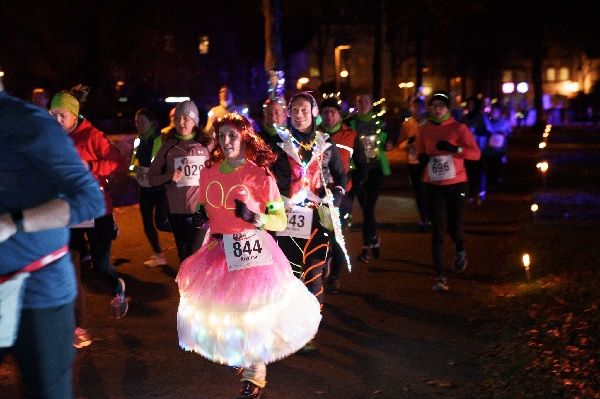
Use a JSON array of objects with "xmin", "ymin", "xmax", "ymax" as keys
[{"xmin": 176, "ymin": 230, "xmax": 321, "ymax": 367}]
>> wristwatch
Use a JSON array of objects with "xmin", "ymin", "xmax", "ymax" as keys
[{"xmin": 10, "ymin": 209, "xmax": 25, "ymax": 232}]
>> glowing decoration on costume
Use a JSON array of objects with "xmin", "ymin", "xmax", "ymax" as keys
[
  {"xmin": 522, "ymin": 253, "xmax": 531, "ymax": 280},
  {"xmin": 275, "ymin": 125, "xmax": 289, "ymax": 142},
  {"xmin": 538, "ymin": 142, "xmax": 547, "ymax": 149},
  {"xmin": 0, "ymin": 71, "xmax": 4, "ymax": 77},
  {"xmin": 242, "ymin": 107, "xmax": 249, "ymax": 115},
  {"xmin": 502, "ymin": 82, "xmax": 515, "ymax": 94},
  {"xmin": 543, "ymin": 132, "xmax": 549, "ymax": 138},
  {"xmin": 208, "ymin": 313, "xmax": 217, "ymax": 325},
  {"xmin": 339, "ymin": 69, "xmax": 349, "ymax": 78},
  {"xmin": 530, "ymin": 203, "xmax": 539, "ymax": 212},
  {"xmin": 373, "ymin": 98, "xmax": 386, "ymax": 106},
  {"xmin": 536, "ymin": 161, "xmax": 549, "ymax": 173},
  {"xmin": 516, "ymin": 82, "xmax": 529, "ymax": 93}
]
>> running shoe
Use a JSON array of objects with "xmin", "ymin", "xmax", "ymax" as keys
[
  {"xmin": 299, "ymin": 339, "xmax": 318, "ymax": 354},
  {"xmin": 143, "ymin": 253, "xmax": 167, "ymax": 268},
  {"xmin": 73, "ymin": 327, "xmax": 92, "ymax": 349},
  {"xmin": 432, "ymin": 278, "xmax": 450, "ymax": 292},
  {"xmin": 370, "ymin": 235, "xmax": 381, "ymax": 259},
  {"xmin": 110, "ymin": 278, "xmax": 129, "ymax": 318},
  {"xmin": 236, "ymin": 381, "xmax": 263, "ymax": 399},
  {"xmin": 454, "ymin": 251, "xmax": 468, "ymax": 273},
  {"xmin": 356, "ymin": 248, "xmax": 370, "ymax": 263}
]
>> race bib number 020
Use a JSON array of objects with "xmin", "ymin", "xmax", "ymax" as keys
[
  {"xmin": 224, "ymin": 230, "xmax": 272, "ymax": 272},
  {"xmin": 427, "ymin": 154, "xmax": 456, "ymax": 182},
  {"xmin": 174, "ymin": 156, "xmax": 206, "ymax": 187},
  {"xmin": 276, "ymin": 205, "xmax": 313, "ymax": 239}
]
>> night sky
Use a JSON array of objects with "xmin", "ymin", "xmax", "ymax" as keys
[{"xmin": 2, "ymin": 0, "xmax": 599, "ymax": 115}]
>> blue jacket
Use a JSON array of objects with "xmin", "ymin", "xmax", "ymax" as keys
[{"xmin": 0, "ymin": 92, "xmax": 105, "ymax": 308}]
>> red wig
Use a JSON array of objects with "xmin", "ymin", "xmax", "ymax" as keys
[{"xmin": 208, "ymin": 113, "xmax": 277, "ymax": 171}]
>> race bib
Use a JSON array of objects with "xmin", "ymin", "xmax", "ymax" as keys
[
  {"xmin": 71, "ymin": 219, "xmax": 95, "ymax": 228},
  {"xmin": 427, "ymin": 155, "xmax": 456, "ymax": 181},
  {"xmin": 136, "ymin": 166, "xmax": 151, "ymax": 187},
  {"xmin": 276, "ymin": 205, "xmax": 313, "ymax": 239},
  {"xmin": 174, "ymin": 156, "xmax": 206, "ymax": 187},
  {"xmin": 224, "ymin": 230, "xmax": 273, "ymax": 272},
  {"xmin": 0, "ymin": 272, "xmax": 30, "ymax": 348}
]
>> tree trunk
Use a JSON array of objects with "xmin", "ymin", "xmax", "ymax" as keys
[
  {"xmin": 415, "ymin": 4, "xmax": 423, "ymax": 97},
  {"xmin": 262, "ymin": 0, "xmax": 283, "ymax": 72},
  {"xmin": 372, "ymin": 0, "xmax": 383, "ymax": 99}
]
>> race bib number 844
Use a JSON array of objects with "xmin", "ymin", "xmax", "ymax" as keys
[{"xmin": 224, "ymin": 230, "xmax": 272, "ymax": 271}]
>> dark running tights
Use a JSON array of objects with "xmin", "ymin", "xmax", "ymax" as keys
[{"xmin": 425, "ymin": 182, "xmax": 468, "ymax": 279}]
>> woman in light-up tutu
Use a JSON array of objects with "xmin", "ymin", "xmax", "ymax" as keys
[{"xmin": 176, "ymin": 113, "xmax": 321, "ymax": 399}]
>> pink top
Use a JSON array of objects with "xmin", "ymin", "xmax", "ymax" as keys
[
  {"xmin": 199, "ymin": 161, "xmax": 280, "ymax": 234},
  {"xmin": 417, "ymin": 117, "xmax": 481, "ymax": 185}
]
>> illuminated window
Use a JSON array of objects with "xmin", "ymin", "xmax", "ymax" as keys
[
  {"xmin": 546, "ymin": 68, "xmax": 556, "ymax": 81},
  {"xmin": 559, "ymin": 67, "xmax": 569, "ymax": 81},
  {"xmin": 199, "ymin": 36, "xmax": 209, "ymax": 55}
]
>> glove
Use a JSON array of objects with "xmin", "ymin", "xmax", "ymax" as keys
[
  {"xmin": 191, "ymin": 205, "xmax": 209, "ymax": 228},
  {"xmin": 234, "ymin": 199, "xmax": 258, "ymax": 224},
  {"xmin": 418, "ymin": 153, "xmax": 430, "ymax": 169},
  {"xmin": 332, "ymin": 186, "xmax": 344, "ymax": 207},
  {"xmin": 436, "ymin": 140, "xmax": 460, "ymax": 153},
  {"xmin": 407, "ymin": 136, "xmax": 416, "ymax": 145}
]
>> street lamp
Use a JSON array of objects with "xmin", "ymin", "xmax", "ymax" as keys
[
  {"xmin": 334, "ymin": 44, "xmax": 351, "ymax": 92},
  {"xmin": 296, "ymin": 76, "xmax": 309, "ymax": 90}
]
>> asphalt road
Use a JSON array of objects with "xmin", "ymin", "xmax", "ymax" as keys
[{"xmin": 4, "ymin": 124, "xmax": 591, "ymax": 398}]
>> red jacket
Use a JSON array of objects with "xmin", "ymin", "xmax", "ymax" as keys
[
  {"xmin": 69, "ymin": 118, "xmax": 126, "ymax": 214},
  {"xmin": 329, "ymin": 125, "xmax": 358, "ymax": 191},
  {"xmin": 417, "ymin": 117, "xmax": 480, "ymax": 185}
]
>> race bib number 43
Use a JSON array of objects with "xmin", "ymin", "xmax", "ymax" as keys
[
  {"xmin": 224, "ymin": 230, "xmax": 273, "ymax": 272},
  {"xmin": 174, "ymin": 156, "xmax": 206, "ymax": 187},
  {"xmin": 276, "ymin": 205, "xmax": 313, "ymax": 239},
  {"xmin": 427, "ymin": 154, "xmax": 456, "ymax": 182}
]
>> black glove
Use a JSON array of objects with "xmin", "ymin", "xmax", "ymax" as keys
[
  {"xmin": 436, "ymin": 140, "xmax": 460, "ymax": 153},
  {"xmin": 418, "ymin": 153, "xmax": 430, "ymax": 169},
  {"xmin": 332, "ymin": 186, "xmax": 344, "ymax": 207},
  {"xmin": 234, "ymin": 199, "xmax": 258, "ymax": 224},
  {"xmin": 191, "ymin": 205, "xmax": 209, "ymax": 228},
  {"xmin": 407, "ymin": 136, "xmax": 416, "ymax": 145}
]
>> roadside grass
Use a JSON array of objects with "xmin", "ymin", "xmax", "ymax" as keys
[{"xmin": 480, "ymin": 220, "xmax": 600, "ymax": 398}]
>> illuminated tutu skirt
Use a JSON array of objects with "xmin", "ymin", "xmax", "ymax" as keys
[{"xmin": 176, "ymin": 230, "xmax": 321, "ymax": 367}]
